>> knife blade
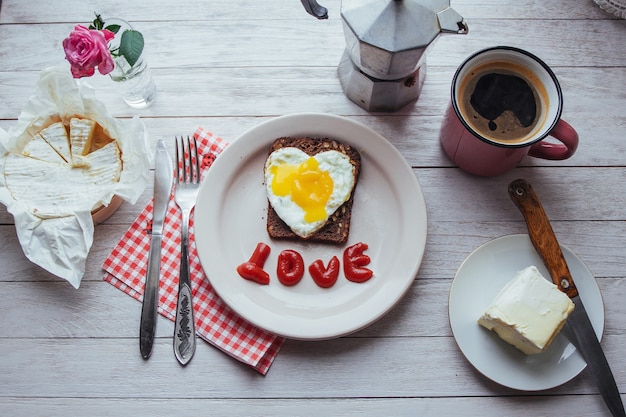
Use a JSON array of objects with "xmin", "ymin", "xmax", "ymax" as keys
[
  {"xmin": 508, "ymin": 178, "xmax": 625, "ymax": 417},
  {"xmin": 139, "ymin": 140, "xmax": 173, "ymax": 359}
]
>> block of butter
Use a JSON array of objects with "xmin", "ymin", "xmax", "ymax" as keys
[{"xmin": 478, "ymin": 266, "xmax": 575, "ymax": 355}]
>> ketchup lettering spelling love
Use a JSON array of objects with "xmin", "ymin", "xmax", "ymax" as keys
[
  {"xmin": 276, "ymin": 249, "xmax": 305, "ymax": 286},
  {"xmin": 236, "ymin": 242, "xmax": 373, "ymax": 288},
  {"xmin": 309, "ymin": 256, "xmax": 340, "ymax": 288},
  {"xmin": 343, "ymin": 242, "xmax": 373, "ymax": 283},
  {"xmin": 236, "ymin": 242, "xmax": 271, "ymax": 285}
]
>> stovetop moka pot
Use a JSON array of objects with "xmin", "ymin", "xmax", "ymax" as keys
[{"xmin": 301, "ymin": 0, "xmax": 468, "ymax": 112}]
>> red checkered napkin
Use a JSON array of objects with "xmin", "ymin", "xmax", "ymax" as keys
[{"xmin": 102, "ymin": 127, "xmax": 284, "ymax": 375}]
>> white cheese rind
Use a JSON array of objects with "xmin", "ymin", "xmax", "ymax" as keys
[
  {"xmin": 22, "ymin": 134, "xmax": 66, "ymax": 164},
  {"xmin": 39, "ymin": 122, "xmax": 72, "ymax": 164},
  {"xmin": 477, "ymin": 266, "xmax": 575, "ymax": 355},
  {"xmin": 70, "ymin": 118, "xmax": 96, "ymax": 159},
  {"xmin": 85, "ymin": 141, "xmax": 122, "ymax": 184},
  {"xmin": 4, "ymin": 154, "xmax": 79, "ymax": 217}
]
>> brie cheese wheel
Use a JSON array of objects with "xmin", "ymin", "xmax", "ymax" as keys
[
  {"xmin": 477, "ymin": 266, "xmax": 575, "ymax": 355},
  {"xmin": 39, "ymin": 122, "xmax": 72, "ymax": 164},
  {"xmin": 4, "ymin": 122, "xmax": 122, "ymax": 219}
]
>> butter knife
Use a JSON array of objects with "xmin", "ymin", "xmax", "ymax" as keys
[
  {"xmin": 139, "ymin": 140, "xmax": 173, "ymax": 359},
  {"xmin": 509, "ymin": 179, "xmax": 625, "ymax": 417}
]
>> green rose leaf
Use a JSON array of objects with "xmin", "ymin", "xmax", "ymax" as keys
[
  {"xmin": 104, "ymin": 24, "xmax": 121, "ymax": 34},
  {"xmin": 119, "ymin": 30, "xmax": 144, "ymax": 67}
]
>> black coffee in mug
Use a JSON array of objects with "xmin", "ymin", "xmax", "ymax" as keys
[
  {"xmin": 441, "ymin": 46, "xmax": 578, "ymax": 176},
  {"xmin": 458, "ymin": 60, "xmax": 549, "ymax": 144}
]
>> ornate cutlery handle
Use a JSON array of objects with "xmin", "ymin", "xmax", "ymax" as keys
[{"xmin": 174, "ymin": 218, "xmax": 196, "ymax": 365}]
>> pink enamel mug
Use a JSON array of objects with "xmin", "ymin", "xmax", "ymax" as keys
[{"xmin": 440, "ymin": 46, "xmax": 578, "ymax": 177}]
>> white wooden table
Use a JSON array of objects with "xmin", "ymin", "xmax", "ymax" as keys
[{"xmin": 1, "ymin": 1, "xmax": 625, "ymax": 415}]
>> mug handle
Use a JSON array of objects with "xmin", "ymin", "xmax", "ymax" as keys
[{"xmin": 528, "ymin": 119, "xmax": 578, "ymax": 160}]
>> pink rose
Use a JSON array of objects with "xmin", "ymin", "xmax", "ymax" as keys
[{"xmin": 63, "ymin": 25, "xmax": 115, "ymax": 78}]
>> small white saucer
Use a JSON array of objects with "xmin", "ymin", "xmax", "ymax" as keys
[{"xmin": 449, "ymin": 234, "xmax": 604, "ymax": 391}]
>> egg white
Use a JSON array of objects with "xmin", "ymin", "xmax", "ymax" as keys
[{"xmin": 264, "ymin": 147, "xmax": 356, "ymax": 238}]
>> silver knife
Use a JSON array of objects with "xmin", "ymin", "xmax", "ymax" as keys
[
  {"xmin": 509, "ymin": 179, "xmax": 625, "ymax": 417},
  {"xmin": 139, "ymin": 139, "xmax": 173, "ymax": 359}
]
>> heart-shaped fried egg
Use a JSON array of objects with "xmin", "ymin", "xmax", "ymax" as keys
[{"xmin": 264, "ymin": 147, "xmax": 356, "ymax": 238}]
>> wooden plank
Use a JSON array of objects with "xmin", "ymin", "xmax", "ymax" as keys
[
  {"xmin": 0, "ymin": 395, "xmax": 619, "ymax": 417},
  {"xmin": 0, "ymin": 0, "xmax": 337, "ymax": 23},
  {"xmin": 2, "ymin": 19, "xmax": 625, "ymax": 72},
  {"xmin": 0, "ymin": 336, "xmax": 623, "ymax": 398},
  {"xmin": 0, "ymin": 280, "xmax": 175, "ymax": 338},
  {"xmin": 0, "ymin": 20, "xmax": 346, "ymax": 71},
  {"xmin": 418, "ymin": 167, "xmax": 626, "ymax": 222},
  {"xmin": 0, "ymin": 276, "xmax": 624, "ymax": 338},
  {"xmin": 0, "ymin": 0, "xmax": 613, "ymax": 23},
  {"xmin": 420, "ymin": 220, "xmax": 626, "ymax": 280},
  {"xmin": 1, "ymin": 66, "xmax": 625, "ymax": 121}
]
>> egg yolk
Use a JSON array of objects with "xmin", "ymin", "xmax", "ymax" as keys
[{"xmin": 270, "ymin": 157, "xmax": 334, "ymax": 223}]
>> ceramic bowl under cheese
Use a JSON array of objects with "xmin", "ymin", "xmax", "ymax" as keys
[{"xmin": 3, "ymin": 117, "xmax": 123, "ymax": 222}]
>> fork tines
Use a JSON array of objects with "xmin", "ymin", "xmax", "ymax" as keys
[{"xmin": 175, "ymin": 136, "xmax": 201, "ymax": 184}]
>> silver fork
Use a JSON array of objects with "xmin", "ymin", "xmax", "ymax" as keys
[{"xmin": 173, "ymin": 135, "xmax": 201, "ymax": 366}]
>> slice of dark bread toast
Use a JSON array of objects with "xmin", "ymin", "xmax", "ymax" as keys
[{"xmin": 265, "ymin": 137, "xmax": 361, "ymax": 244}]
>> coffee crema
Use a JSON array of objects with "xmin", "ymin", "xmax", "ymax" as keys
[{"xmin": 457, "ymin": 60, "xmax": 549, "ymax": 144}]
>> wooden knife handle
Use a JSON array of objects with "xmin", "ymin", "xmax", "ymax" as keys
[{"xmin": 508, "ymin": 179, "xmax": 579, "ymax": 298}]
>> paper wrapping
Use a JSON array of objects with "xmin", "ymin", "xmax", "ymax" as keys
[{"xmin": 0, "ymin": 67, "xmax": 151, "ymax": 288}]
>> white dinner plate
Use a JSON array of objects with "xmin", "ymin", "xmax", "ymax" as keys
[
  {"xmin": 449, "ymin": 234, "xmax": 605, "ymax": 391},
  {"xmin": 194, "ymin": 113, "xmax": 427, "ymax": 340}
]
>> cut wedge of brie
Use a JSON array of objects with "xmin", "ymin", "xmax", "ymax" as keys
[
  {"xmin": 39, "ymin": 122, "xmax": 72, "ymax": 164},
  {"xmin": 478, "ymin": 266, "xmax": 575, "ymax": 355},
  {"xmin": 83, "ymin": 141, "xmax": 122, "ymax": 185},
  {"xmin": 22, "ymin": 134, "xmax": 66, "ymax": 164},
  {"xmin": 4, "ymin": 120, "xmax": 122, "ymax": 219},
  {"xmin": 70, "ymin": 118, "xmax": 96, "ymax": 166}
]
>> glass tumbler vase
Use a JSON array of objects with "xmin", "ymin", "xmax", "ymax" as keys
[{"xmin": 107, "ymin": 18, "xmax": 157, "ymax": 109}]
